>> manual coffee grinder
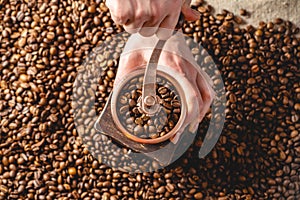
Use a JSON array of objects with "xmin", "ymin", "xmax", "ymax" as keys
[{"xmin": 94, "ymin": 16, "xmax": 197, "ymax": 165}]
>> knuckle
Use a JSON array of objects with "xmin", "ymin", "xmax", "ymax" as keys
[
  {"xmin": 135, "ymin": 9, "xmax": 148, "ymax": 21},
  {"xmin": 118, "ymin": 14, "xmax": 127, "ymax": 21},
  {"xmin": 117, "ymin": 13, "xmax": 130, "ymax": 23},
  {"xmin": 109, "ymin": 6, "xmax": 131, "ymax": 24},
  {"xmin": 150, "ymin": 9, "xmax": 161, "ymax": 21}
]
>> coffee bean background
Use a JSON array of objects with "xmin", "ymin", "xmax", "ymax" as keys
[{"xmin": 0, "ymin": 0, "xmax": 299, "ymax": 199}]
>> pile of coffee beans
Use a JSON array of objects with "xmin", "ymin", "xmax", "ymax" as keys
[
  {"xmin": 0, "ymin": 0, "xmax": 299, "ymax": 199},
  {"xmin": 116, "ymin": 74, "xmax": 181, "ymax": 139}
]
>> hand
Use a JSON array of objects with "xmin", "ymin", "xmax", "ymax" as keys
[
  {"xmin": 114, "ymin": 33, "xmax": 215, "ymax": 143},
  {"xmin": 106, "ymin": 0, "xmax": 200, "ymax": 39}
]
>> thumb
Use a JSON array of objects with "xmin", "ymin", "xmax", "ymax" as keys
[{"xmin": 181, "ymin": 0, "xmax": 200, "ymax": 21}]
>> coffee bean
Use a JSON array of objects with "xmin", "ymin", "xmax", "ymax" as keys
[
  {"xmin": 166, "ymin": 183, "xmax": 175, "ymax": 193},
  {"xmin": 68, "ymin": 167, "xmax": 77, "ymax": 176},
  {"xmin": 107, "ymin": 70, "xmax": 115, "ymax": 79},
  {"xmin": 46, "ymin": 32, "xmax": 55, "ymax": 40},
  {"xmin": 156, "ymin": 186, "xmax": 165, "ymax": 194},
  {"xmin": 88, "ymin": 5, "xmax": 96, "ymax": 13},
  {"xmin": 134, "ymin": 125, "xmax": 144, "ymax": 135},
  {"xmin": 116, "ymin": 74, "xmax": 182, "ymax": 139},
  {"xmin": 247, "ymin": 78, "xmax": 256, "ymax": 85},
  {"xmin": 17, "ymin": 185, "xmax": 25, "ymax": 194},
  {"xmin": 2, "ymin": 156, "xmax": 8, "ymax": 166},
  {"xmin": 0, "ymin": 185, "xmax": 8, "ymax": 194},
  {"xmin": 194, "ymin": 192, "xmax": 203, "ymax": 199},
  {"xmin": 18, "ymin": 37, "xmax": 27, "ymax": 47},
  {"xmin": 274, "ymin": 18, "xmax": 283, "ymax": 24},
  {"xmin": 240, "ymin": 9, "xmax": 247, "ymax": 16}
]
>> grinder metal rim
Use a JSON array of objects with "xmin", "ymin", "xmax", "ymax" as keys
[{"xmin": 111, "ymin": 67, "xmax": 187, "ymax": 144}]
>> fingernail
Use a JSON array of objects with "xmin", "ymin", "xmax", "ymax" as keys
[
  {"xmin": 170, "ymin": 134, "xmax": 179, "ymax": 144},
  {"xmin": 188, "ymin": 121, "xmax": 199, "ymax": 133},
  {"xmin": 170, "ymin": 128, "xmax": 184, "ymax": 144}
]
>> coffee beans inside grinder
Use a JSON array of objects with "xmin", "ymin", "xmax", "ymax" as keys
[{"xmin": 111, "ymin": 68, "xmax": 187, "ymax": 144}]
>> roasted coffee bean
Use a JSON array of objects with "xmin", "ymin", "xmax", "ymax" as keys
[
  {"xmin": 68, "ymin": 167, "xmax": 77, "ymax": 176},
  {"xmin": 240, "ymin": 9, "xmax": 247, "ymax": 16},
  {"xmin": 116, "ymin": 74, "xmax": 182, "ymax": 139}
]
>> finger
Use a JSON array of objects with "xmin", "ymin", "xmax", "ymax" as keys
[
  {"xmin": 170, "ymin": 74, "xmax": 199, "ymax": 143},
  {"xmin": 170, "ymin": 129, "xmax": 182, "ymax": 144},
  {"xmin": 111, "ymin": 14, "xmax": 130, "ymax": 26},
  {"xmin": 188, "ymin": 120, "xmax": 199, "ymax": 133},
  {"xmin": 195, "ymin": 86, "xmax": 204, "ymax": 122},
  {"xmin": 196, "ymin": 73, "xmax": 215, "ymax": 122},
  {"xmin": 181, "ymin": 0, "xmax": 200, "ymax": 21},
  {"xmin": 159, "ymin": 52, "xmax": 185, "ymax": 74},
  {"xmin": 120, "ymin": 3, "xmax": 151, "ymax": 33},
  {"xmin": 185, "ymin": 82, "xmax": 201, "ymax": 124},
  {"xmin": 170, "ymin": 124, "xmax": 187, "ymax": 144},
  {"xmin": 197, "ymin": 71, "xmax": 215, "ymax": 103},
  {"xmin": 156, "ymin": 13, "xmax": 180, "ymax": 40},
  {"xmin": 176, "ymin": 61, "xmax": 205, "ymax": 122},
  {"xmin": 173, "ymin": 61, "xmax": 200, "ymax": 122},
  {"xmin": 138, "ymin": 9, "xmax": 167, "ymax": 37},
  {"xmin": 185, "ymin": 88, "xmax": 203, "ymax": 136},
  {"xmin": 115, "ymin": 48, "xmax": 153, "ymax": 86},
  {"xmin": 195, "ymin": 66, "xmax": 214, "ymax": 87},
  {"xmin": 106, "ymin": 0, "xmax": 134, "ymax": 26},
  {"xmin": 160, "ymin": 53, "xmax": 205, "ymax": 125}
]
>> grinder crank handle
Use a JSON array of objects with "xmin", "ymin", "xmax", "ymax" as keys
[{"xmin": 141, "ymin": 13, "xmax": 184, "ymax": 114}]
